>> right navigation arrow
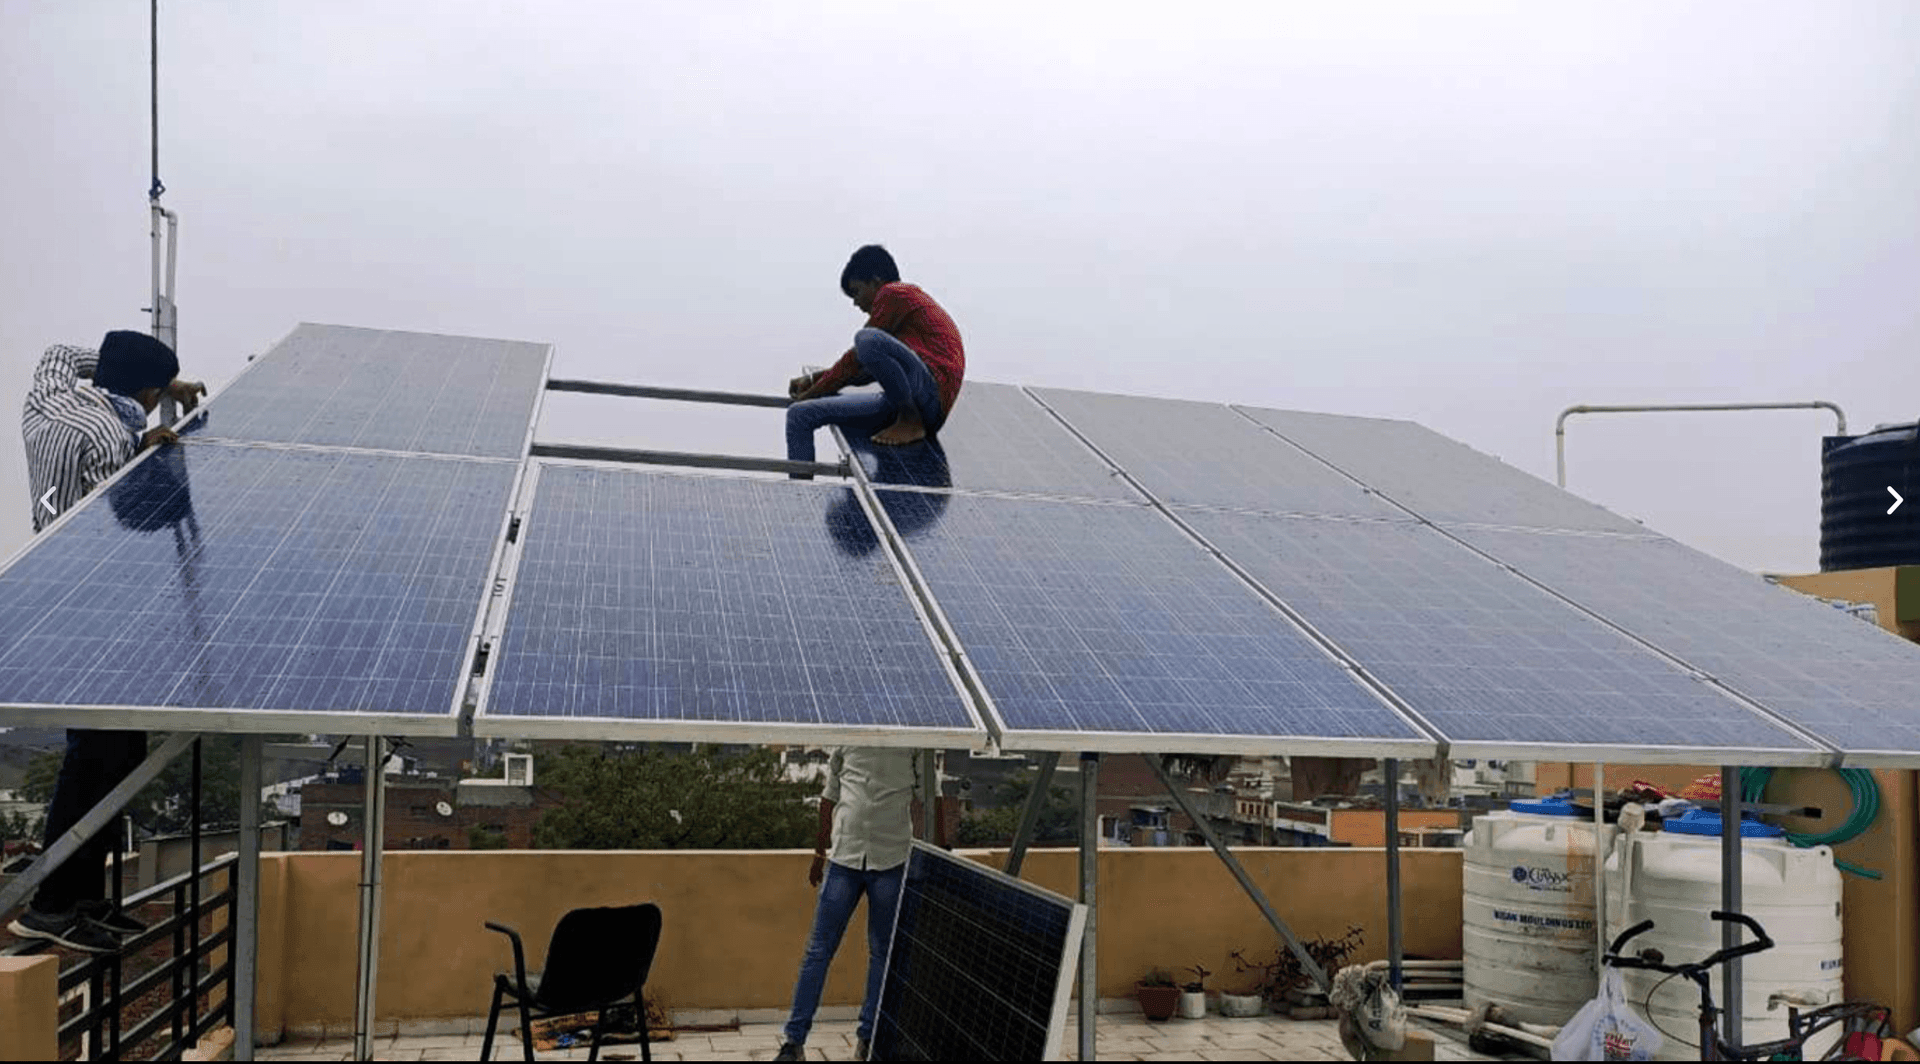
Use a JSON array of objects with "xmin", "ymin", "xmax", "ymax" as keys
[{"xmin": 1890, "ymin": 487, "xmax": 1904, "ymax": 515}]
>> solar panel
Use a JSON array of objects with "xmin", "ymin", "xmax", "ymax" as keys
[
  {"xmin": 871, "ymin": 842, "xmax": 1086, "ymax": 1063},
  {"xmin": 0, "ymin": 442, "xmax": 514, "ymax": 733},
  {"xmin": 877, "ymin": 490, "xmax": 1434, "ymax": 755},
  {"xmin": 842, "ymin": 382, "xmax": 1137, "ymax": 500},
  {"xmin": 1030, "ymin": 386, "xmax": 1403, "ymax": 517},
  {"xmin": 1237, "ymin": 405, "xmax": 1646, "ymax": 533},
  {"xmin": 1180, "ymin": 510, "xmax": 1825, "ymax": 763},
  {"xmin": 193, "ymin": 323, "xmax": 550, "ymax": 458},
  {"xmin": 477, "ymin": 465, "xmax": 983, "ymax": 745},
  {"xmin": 1454, "ymin": 527, "xmax": 1920, "ymax": 764}
]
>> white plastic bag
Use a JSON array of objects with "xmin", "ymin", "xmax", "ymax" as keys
[
  {"xmin": 1359, "ymin": 976, "xmax": 1406, "ymax": 1051},
  {"xmin": 1552, "ymin": 969, "xmax": 1663, "ymax": 1061}
]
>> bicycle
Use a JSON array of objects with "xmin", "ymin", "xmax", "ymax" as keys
[{"xmin": 1603, "ymin": 911, "xmax": 1893, "ymax": 1061}]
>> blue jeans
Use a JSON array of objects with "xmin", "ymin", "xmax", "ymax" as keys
[
  {"xmin": 783, "ymin": 859, "xmax": 905, "ymax": 1046},
  {"xmin": 785, "ymin": 329, "xmax": 946, "ymax": 463}
]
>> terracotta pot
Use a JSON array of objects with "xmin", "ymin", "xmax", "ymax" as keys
[{"xmin": 1137, "ymin": 984, "xmax": 1181, "ymax": 1022}]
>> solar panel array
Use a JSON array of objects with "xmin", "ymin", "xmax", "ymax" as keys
[
  {"xmin": 871, "ymin": 842, "xmax": 1086, "ymax": 1063},
  {"xmin": 479, "ymin": 467, "xmax": 978, "ymax": 744},
  {"xmin": 4, "ymin": 320, "xmax": 1918, "ymax": 767}
]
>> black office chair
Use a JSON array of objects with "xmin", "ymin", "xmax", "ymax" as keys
[{"xmin": 481, "ymin": 903, "xmax": 663, "ymax": 1062}]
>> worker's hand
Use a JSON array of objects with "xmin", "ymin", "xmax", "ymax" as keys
[
  {"xmin": 165, "ymin": 379, "xmax": 208, "ymax": 413},
  {"xmin": 141, "ymin": 426, "xmax": 179, "ymax": 449},
  {"xmin": 789, "ymin": 373, "xmax": 820, "ymax": 400},
  {"xmin": 809, "ymin": 853, "xmax": 826, "ymax": 888}
]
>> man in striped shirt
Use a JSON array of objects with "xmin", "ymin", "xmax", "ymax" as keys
[
  {"xmin": 9, "ymin": 330, "xmax": 204, "ymax": 953},
  {"xmin": 786, "ymin": 245, "xmax": 966, "ymax": 463}
]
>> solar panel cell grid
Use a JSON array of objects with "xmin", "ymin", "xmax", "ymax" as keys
[
  {"xmin": 196, "ymin": 323, "xmax": 548, "ymax": 458},
  {"xmin": 871, "ymin": 843, "xmax": 1081, "ymax": 1062},
  {"xmin": 1237, "ymin": 405, "xmax": 1645, "ymax": 532},
  {"xmin": 1455, "ymin": 528, "xmax": 1920, "ymax": 758},
  {"xmin": 0, "ymin": 444, "xmax": 512, "ymax": 724},
  {"xmin": 1180, "ymin": 511, "xmax": 1822, "ymax": 756},
  {"xmin": 878, "ymin": 490, "xmax": 1429, "ymax": 749},
  {"xmin": 483, "ymin": 466, "xmax": 976, "ymax": 735},
  {"xmin": 1030, "ymin": 387, "xmax": 1404, "ymax": 518}
]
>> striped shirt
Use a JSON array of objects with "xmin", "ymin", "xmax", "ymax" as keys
[{"xmin": 23, "ymin": 344, "xmax": 145, "ymax": 532}]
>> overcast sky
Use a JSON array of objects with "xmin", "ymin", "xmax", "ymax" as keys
[{"xmin": 1, "ymin": 1, "xmax": 1915, "ymax": 575}]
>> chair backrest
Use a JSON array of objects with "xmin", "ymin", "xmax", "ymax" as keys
[{"xmin": 535, "ymin": 903, "xmax": 664, "ymax": 1013}]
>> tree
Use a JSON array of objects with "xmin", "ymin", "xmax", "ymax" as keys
[
  {"xmin": 532, "ymin": 745, "xmax": 816, "ymax": 850},
  {"xmin": 955, "ymin": 768, "xmax": 1079, "ymax": 847}
]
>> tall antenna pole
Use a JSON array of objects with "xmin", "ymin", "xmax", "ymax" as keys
[
  {"xmin": 150, "ymin": 0, "xmax": 161, "ymax": 202},
  {"xmin": 147, "ymin": 0, "xmax": 181, "ymax": 415}
]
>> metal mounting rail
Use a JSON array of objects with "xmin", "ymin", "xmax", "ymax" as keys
[
  {"xmin": 528, "ymin": 442, "xmax": 848, "ymax": 479},
  {"xmin": 546, "ymin": 379, "xmax": 791, "ymax": 408}
]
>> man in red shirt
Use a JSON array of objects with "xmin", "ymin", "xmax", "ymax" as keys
[{"xmin": 786, "ymin": 245, "xmax": 965, "ymax": 464}]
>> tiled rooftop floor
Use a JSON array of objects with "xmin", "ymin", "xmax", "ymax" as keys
[{"xmin": 256, "ymin": 1011, "xmax": 1508, "ymax": 1061}]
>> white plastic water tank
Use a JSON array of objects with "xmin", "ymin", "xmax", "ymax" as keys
[
  {"xmin": 1462, "ymin": 796, "xmax": 1618, "ymax": 1026},
  {"xmin": 1605, "ymin": 811, "xmax": 1843, "ymax": 1062}
]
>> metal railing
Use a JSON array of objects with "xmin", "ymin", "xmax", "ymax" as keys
[{"xmin": 4, "ymin": 851, "xmax": 239, "ymax": 1061}]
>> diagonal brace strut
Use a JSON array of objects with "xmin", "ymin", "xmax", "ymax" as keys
[{"xmin": 1147, "ymin": 754, "xmax": 1331, "ymax": 994}]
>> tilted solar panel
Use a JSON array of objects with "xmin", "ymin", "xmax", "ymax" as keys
[
  {"xmin": 1454, "ymin": 527, "xmax": 1920, "ymax": 764},
  {"xmin": 0, "ymin": 442, "xmax": 514, "ymax": 734},
  {"xmin": 877, "ymin": 490, "xmax": 1434, "ymax": 756},
  {"xmin": 1237, "ymin": 405, "xmax": 1645, "ymax": 533},
  {"xmin": 843, "ymin": 381, "xmax": 1136, "ymax": 500},
  {"xmin": 1180, "ymin": 510, "xmax": 1825, "ymax": 765},
  {"xmin": 1029, "ymin": 386, "xmax": 1403, "ymax": 518},
  {"xmin": 477, "ymin": 465, "xmax": 984, "ymax": 745},
  {"xmin": 193, "ymin": 323, "xmax": 549, "ymax": 458},
  {"xmin": 871, "ymin": 842, "xmax": 1086, "ymax": 1063}
]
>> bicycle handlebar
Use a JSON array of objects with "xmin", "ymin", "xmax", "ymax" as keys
[{"xmin": 1603, "ymin": 912, "xmax": 1776, "ymax": 975}]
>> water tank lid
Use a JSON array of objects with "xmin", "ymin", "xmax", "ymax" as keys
[
  {"xmin": 1508, "ymin": 796, "xmax": 1582, "ymax": 818},
  {"xmin": 1661, "ymin": 809, "xmax": 1786, "ymax": 838}
]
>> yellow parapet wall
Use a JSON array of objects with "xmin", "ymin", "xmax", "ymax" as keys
[{"xmin": 245, "ymin": 846, "xmax": 1465, "ymax": 1037}]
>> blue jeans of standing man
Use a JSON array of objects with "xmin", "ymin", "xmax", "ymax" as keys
[
  {"xmin": 785, "ymin": 329, "xmax": 946, "ymax": 463},
  {"xmin": 32, "ymin": 729, "xmax": 146, "ymax": 915},
  {"xmin": 782, "ymin": 859, "xmax": 906, "ymax": 1047}
]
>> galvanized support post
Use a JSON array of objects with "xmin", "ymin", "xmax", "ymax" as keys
[
  {"xmin": 354, "ymin": 738, "xmax": 389, "ymax": 1062},
  {"xmin": 921, "ymin": 750, "xmax": 938, "ymax": 842},
  {"xmin": 1721, "ymin": 765, "xmax": 1744, "ymax": 1049},
  {"xmin": 1006, "ymin": 753, "xmax": 1061, "ymax": 878},
  {"xmin": 235, "ymin": 735, "xmax": 261, "ymax": 1060},
  {"xmin": 1594, "ymin": 762, "xmax": 1609, "ymax": 982},
  {"xmin": 1385, "ymin": 758, "xmax": 1403, "ymax": 992},
  {"xmin": 1078, "ymin": 753, "xmax": 1100, "ymax": 1063}
]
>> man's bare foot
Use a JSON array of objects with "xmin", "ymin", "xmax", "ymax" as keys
[{"xmin": 871, "ymin": 415, "xmax": 927, "ymax": 446}]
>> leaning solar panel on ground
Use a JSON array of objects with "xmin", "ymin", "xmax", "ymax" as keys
[{"xmin": 871, "ymin": 842, "xmax": 1087, "ymax": 1063}]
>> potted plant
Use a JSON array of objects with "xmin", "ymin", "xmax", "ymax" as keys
[
  {"xmin": 1180, "ymin": 965, "xmax": 1210, "ymax": 1019},
  {"xmin": 1230, "ymin": 925, "xmax": 1366, "ymax": 1015},
  {"xmin": 1136, "ymin": 968, "xmax": 1180, "ymax": 1022}
]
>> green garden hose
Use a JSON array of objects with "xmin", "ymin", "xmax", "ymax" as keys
[{"xmin": 1738, "ymin": 766, "xmax": 1882, "ymax": 880}]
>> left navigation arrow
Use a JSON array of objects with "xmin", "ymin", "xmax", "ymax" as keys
[{"xmin": 37, "ymin": 488, "xmax": 55, "ymax": 515}]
